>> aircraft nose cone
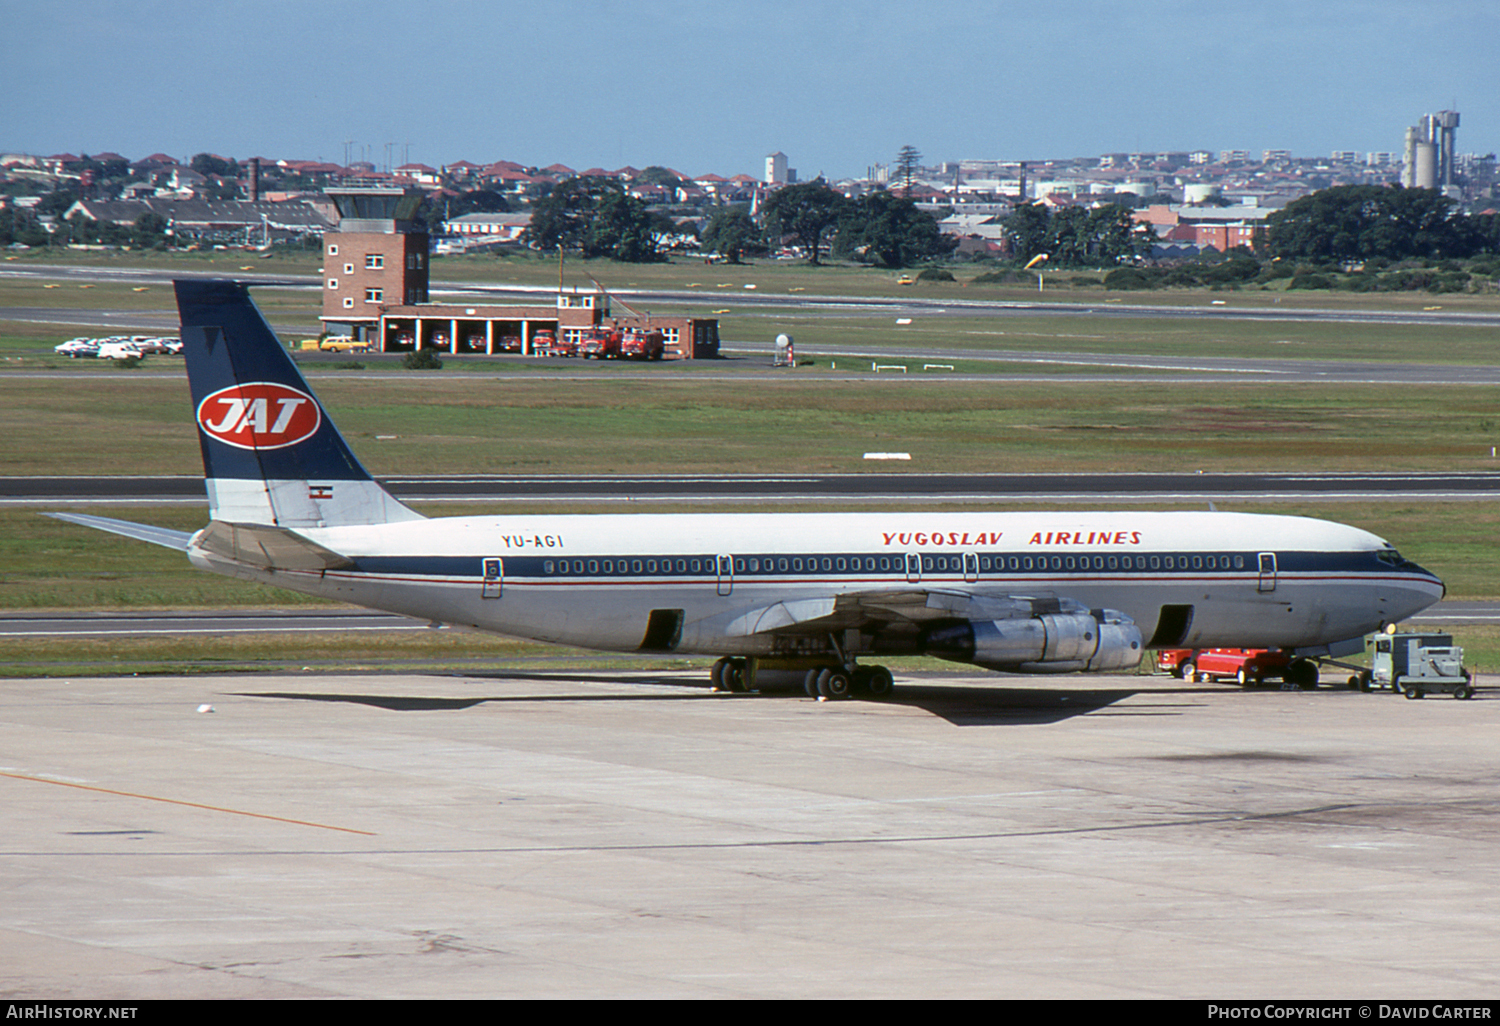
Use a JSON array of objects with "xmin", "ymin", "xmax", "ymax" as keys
[{"xmin": 1385, "ymin": 563, "xmax": 1445, "ymax": 622}]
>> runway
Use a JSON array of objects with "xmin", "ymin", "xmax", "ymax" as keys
[
  {"xmin": 7, "ymin": 261, "xmax": 1500, "ymax": 328},
  {"xmin": 2, "ymin": 667, "xmax": 1498, "ymax": 998},
  {"xmin": 8, "ymin": 469, "xmax": 1500, "ymax": 506}
]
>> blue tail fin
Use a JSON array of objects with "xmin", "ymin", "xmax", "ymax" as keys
[{"xmin": 176, "ymin": 279, "xmax": 421, "ymax": 527}]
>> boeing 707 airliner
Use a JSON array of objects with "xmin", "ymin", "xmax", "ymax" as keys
[{"xmin": 52, "ymin": 280, "xmax": 1445, "ymax": 698}]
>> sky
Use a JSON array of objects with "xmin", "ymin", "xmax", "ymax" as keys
[{"xmin": 5, "ymin": 0, "xmax": 1498, "ymax": 180}]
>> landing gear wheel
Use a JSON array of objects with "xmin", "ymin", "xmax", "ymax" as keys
[
  {"xmin": 1286, "ymin": 659, "xmax": 1320, "ymax": 690},
  {"xmin": 818, "ymin": 669, "xmax": 853, "ymax": 700},
  {"xmin": 865, "ymin": 665, "xmax": 895, "ymax": 698},
  {"xmin": 711, "ymin": 657, "xmax": 731, "ymax": 691},
  {"xmin": 804, "ymin": 668, "xmax": 823, "ymax": 698},
  {"xmin": 711, "ymin": 657, "xmax": 748, "ymax": 693}
]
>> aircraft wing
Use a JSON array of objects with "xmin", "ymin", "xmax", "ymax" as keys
[
  {"xmin": 723, "ymin": 588, "xmax": 1045, "ymax": 637},
  {"xmin": 43, "ymin": 512, "xmax": 193, "ymax": 552},
  {"xmin": 722, "ymin": 587, "xmax": 1143, "ymax": 673}
]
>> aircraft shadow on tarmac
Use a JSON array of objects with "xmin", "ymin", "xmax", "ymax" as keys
[{"xmin": 234, "ymin": 674, "xmax": 1154, "ymax": 725}]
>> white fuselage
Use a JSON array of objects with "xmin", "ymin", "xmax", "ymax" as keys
[{"xmin": 188, "ymin": 509, "xmax": 1443, "ymax": 662}]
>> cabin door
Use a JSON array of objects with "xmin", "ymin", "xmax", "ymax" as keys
[
  {"xmin": 481, "ymin": 557, "xmax": 503, "ymax": 599},
  {"xmin": 1257, "ymin": 552, "xmax": 1277, "ymax": 593},
  {"xmin": 716, "ymin": 554, "xmax": 734, "ymax": 596}
]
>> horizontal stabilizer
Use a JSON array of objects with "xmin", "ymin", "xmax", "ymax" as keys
[
  {"xmin": 193, "ymin": 521, "xmax": 353, "ymax": 571},
  {"xmin": 44, "ymin": 512, "xmax": 193, "ymax": 552}
]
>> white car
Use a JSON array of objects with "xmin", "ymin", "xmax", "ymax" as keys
[
  {"xmin": 97, "ymin": 340, "xmax": 148, "ymax": 360},
  {"xmin": 54, "ymin": 338, "xmax": 100, "ymax": 358}
]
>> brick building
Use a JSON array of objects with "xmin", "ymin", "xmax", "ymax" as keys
[{"xmin": 319, "ymin": 186, "xmax": 718, "ymax": 357}]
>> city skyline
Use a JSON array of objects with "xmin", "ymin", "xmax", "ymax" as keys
[{"xmin": 6, "ymin": 0, "xmax": 1498, "ymax": 180}]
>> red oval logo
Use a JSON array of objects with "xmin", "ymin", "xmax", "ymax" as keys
[{"xmin": 197, "ymin": 382, "xmax": 322, "ymax": 451}]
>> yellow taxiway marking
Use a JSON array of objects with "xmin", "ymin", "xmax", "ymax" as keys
[{"xmin": 1, "ymin": 770, "xmax": 375, "ymax": 835}]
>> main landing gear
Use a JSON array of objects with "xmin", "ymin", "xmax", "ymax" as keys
[
  {"xmin": 708, "ymin": 656, "xmax": 897, "ymax": 700},
  {"xmin": 802, "ymin": 664, "xmax": 894, "ymax": 701}
]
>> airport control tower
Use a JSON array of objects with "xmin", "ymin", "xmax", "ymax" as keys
[{"xmin": 320, "ymin": 186, "xmax": 429, "ymax": 340}]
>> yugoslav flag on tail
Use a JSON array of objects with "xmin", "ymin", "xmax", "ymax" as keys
[{"xmin": 175, "ymin": 279, "xmax": 423, "ymax": 528}]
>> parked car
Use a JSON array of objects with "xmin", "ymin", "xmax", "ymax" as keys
[
  {"xmin": 1165, "ymin": 648, "xmax": 1296, "ymax": 687},
  {"xmin": 97, "ymin": 340, "xmax": 148, "ymax": 360},
  {"xmin": 54, "ymin": 338, "xmax": 99, "ymax": 358}
]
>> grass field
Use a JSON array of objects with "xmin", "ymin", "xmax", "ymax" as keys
[
  {"xmin": 5, "ymin": 375, "xmax": 1500, "ymax": 476},
  {"xmin": 3, "ymin": 252, "xmax": 1499, "ymax": 677}
]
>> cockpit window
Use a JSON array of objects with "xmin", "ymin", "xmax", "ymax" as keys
[{"xmin": 1376, "ymin": 548, "xmax": 1408, "ymax": 567}]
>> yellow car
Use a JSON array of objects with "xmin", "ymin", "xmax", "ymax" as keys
[
  {"xmin": 319, "ymin": 336, "xmax": 369, "ymax": 353},
  {"xmin": 896, "ymin": 274, "xmax": 915, "ymax": 285}
]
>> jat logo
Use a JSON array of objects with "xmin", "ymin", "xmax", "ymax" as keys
[{"xmin": 197, "ymin": 383, "xmax": 321, "ymax": 450}]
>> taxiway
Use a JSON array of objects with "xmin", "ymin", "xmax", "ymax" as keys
[{"xmin": 2, "ymin": 669, "xmax": 1497, "ymax": 998}]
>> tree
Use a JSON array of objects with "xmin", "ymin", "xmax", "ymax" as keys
[
  {"xmin": 1001, "ymin": 203, "xmax": 1150, "ymax": 268},
  {"xmin": 1264, "ymin": 184, "xmax": 1467, "ymax": 263},
  {"xmin": 448, "ymin": 188, "xmax": 510, "ymax": 217},
  {"xmin": 1001, "ymin": 203, "xmax": 1051, "ymax": 264},
  {"xmin": 132, "ymin": 211, "xmax": 170, "ymax": 249},
  {"xmin": 638, "ymin": 166, "xmax": 683, "ymax": 187},
  {"xmin": 895, "ymin": 145, "xmax": 921, "ymax": 198},
  {"xmin": 190, "ymin": 153, "xmax": 239, "ymax": 178},
  {"xmin": 524, "ymin": 176, "xmax": 661, "ymax": 262},
  {"xmin": 759, "ymin": 179, "xmax": 847, "ymax": 265},
  {"xmin": 835, "ymin": 190, "xmax": 956, "ymax": 268},
  {"xmin": 699, "ymin": 206, "xmax": 762, "ymax": 264}
]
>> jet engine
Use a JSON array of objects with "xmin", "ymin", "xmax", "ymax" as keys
[{"xmin": 924, "ymin": 603, "xmax": 1143, "ymax": 673}]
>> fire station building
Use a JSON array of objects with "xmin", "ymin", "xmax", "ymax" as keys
[{"xmin": 319, "ymin": 186, "xmax": 719, "ymax": 358}]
